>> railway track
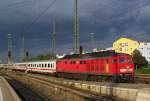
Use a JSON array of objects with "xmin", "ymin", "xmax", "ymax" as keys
[
  {"xmin": 1, "ymin": 70, "xmax": 115, "ymax": 101},
  {"xmin": 5, "ymin": 76, "xmax": 46, "ymax": 101},
  {"xmin": 135, "ymin": 74, "xmax": 150, "ymax": 84}
]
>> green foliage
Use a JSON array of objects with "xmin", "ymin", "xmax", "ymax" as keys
[
  {"xmin": 135, "ymin": 67, "xmax": 150, "ymax": 74},
  {"xmin": 24, "ymin": 53, "xmax": 56, "ymax": 62},
  {"xmin": 132, "ymin": 49, "xmax": 148, "ymax": 69}
]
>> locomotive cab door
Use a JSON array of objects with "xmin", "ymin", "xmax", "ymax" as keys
[{"xmin": 104, "ymin": 59, "xmax": 109, "ymax": 73}]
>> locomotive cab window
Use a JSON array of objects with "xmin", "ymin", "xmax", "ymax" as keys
[{"xmin": 119, "ymin": 57, "xmax": 126, "ymax": 63}]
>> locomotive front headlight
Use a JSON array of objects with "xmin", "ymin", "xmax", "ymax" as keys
[
  {"xmin": 126, "ymin": 66, "xmax": 129, "ymax": 69},
  {"xmin": 129, "ymin": 68, "xmax": 133, "ymax": 72}
]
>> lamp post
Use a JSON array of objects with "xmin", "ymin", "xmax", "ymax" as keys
[{"xmin": 90, "ymin": 33, "xmax": 95, "ymax": 51}]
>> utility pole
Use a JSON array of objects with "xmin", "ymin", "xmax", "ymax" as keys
[
  {"xmin": 73, "ymin": 0, "xmax": 80, "ymax": 54},
  {"xmin": 90, "ymin": 33, "xmax": 95, "ymax": 50},
  {"xmin": 51, "ymin": 21, "xmax": 56, "ymax": 59},
  {"xmin": 7, "ymin": 34, "xmax": 12, "ymax": 64},
  {"xmin": 21, "ymin": 36, "xmax": 25, "ymax": 61}
]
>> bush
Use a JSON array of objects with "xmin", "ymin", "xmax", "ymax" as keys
[{"xmin": 135, "ymin": 67, "xmax": 150, "ymax": 74}]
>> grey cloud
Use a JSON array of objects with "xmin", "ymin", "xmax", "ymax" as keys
[{"xmin": 0, "ymin": 0, "xmax": 150, "ymax": 62}]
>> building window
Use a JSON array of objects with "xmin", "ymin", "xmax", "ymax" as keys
[
  {"xmin": 119, "ymin": 43, "xmax": 122, "ymax": 46},
  {"xmin": 119, "ymin": 48, "xmax": 122, "ymax": 51},
  {"xmin": 125, "ymin": 47, "xmax": 128, "ymax": 51},
  {"xmin": 125, "ymin": 43, "xmax": 128, "ymax": 46}
]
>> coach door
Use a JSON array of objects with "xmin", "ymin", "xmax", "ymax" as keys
[{"xmin": 104, "ymin": 59, "xmax": 109, "ymax": 73}]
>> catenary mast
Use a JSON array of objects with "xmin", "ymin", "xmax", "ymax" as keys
[
  {"xmin": 51, "ymin": 21, "xmax": 56, "ymax": 59},
  {"xmin": 8, "ymin": 34, "xmax": 12, "ymax": 64},
  {"xmin": 73, "ymin": 0, "xmax": 80, "ymax": 54}
]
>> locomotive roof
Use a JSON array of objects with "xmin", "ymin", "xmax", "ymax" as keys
[{"xmin": 61, "ymin": 50, "xmax": 119, "ymax": 59}]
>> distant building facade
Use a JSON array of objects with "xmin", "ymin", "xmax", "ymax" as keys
[
  {"xmin": 113, "ymin": 37, "xmax": 150, "ymax": 63},
  {"xmin": 138, "ymin": 44, "xmax": 150, "ymax": 63},
  {"xmin": 113, "ymin": 37, "xmax": 139, "ymax": 55}
]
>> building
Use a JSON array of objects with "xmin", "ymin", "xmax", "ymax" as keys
[
  {"xmin": 113, "ymin": 37, "xmax": 150, "ymax": 63},
  {"xmin": 138, "ymin": 44, "xmax": 150, "ymax": 63},
  {"xmin": 113, "ymin": 37, "xmax": 139, "ymax": 55}
]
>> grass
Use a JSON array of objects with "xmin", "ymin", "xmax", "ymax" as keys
[{"xmin": 135, "ymin": 67, "xmax": 150, "ymax": 74}]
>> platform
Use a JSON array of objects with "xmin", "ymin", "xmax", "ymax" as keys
[{"xmin": 0, "ymin": 76, "xmax": 21, "ymax": 101}]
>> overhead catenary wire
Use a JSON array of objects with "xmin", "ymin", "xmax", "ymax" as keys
[
  {"xmin": 23, "ymin": 0, "xmax": 57, "ymax": 35},
  {"xmin": 0, "ymin": 0, "xmax": 35, "ymax": 12}
]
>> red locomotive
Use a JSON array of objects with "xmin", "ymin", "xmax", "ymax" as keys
[{"xmin": 56, "ymin": 50, "xmax": 134, "ymax": 82}]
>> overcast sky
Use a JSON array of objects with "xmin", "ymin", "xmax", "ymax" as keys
[{"xmin": 0, "ymin": 0, "xmax": 150, "ymax": 61}]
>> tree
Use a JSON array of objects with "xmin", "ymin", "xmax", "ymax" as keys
[
  {"xmin": 23, "ymin": 53, "xmax": 56, "ymax": 62},
  {"xmin": 132, "ymin": 49, "xmax": 148, "ymax": 69}
]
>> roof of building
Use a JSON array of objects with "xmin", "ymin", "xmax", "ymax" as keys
[{"xmin": 114, "ymin": 36, "xmax": 150, "ymax": 43}]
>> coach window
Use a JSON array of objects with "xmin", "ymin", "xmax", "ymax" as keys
[
  {"xmin": 52, "ymin": 64, "xmax": 54, "ymax": 68},
  {"xmin": 73, "ymin": 61, "xmax": 76, "ymax": 64},
  {"xmin": 48, "ymin": 64, "xmax": 50, "ymax": 68},
  {"xmin": 42, "ymin": 64, "xmax": 44, "ymax": 68},
  {"xmin": 53, "ymin": 63, "xmax": 54, "ymax": 68},
  {"xmin": 39, "ymin": 64, "xmax": 41, "ymax": 67},
  {"xmin": 51, "ymin": 64, "xmax": 52, "ymax": 68},
  {"xmin": 45, "ymin": 64, "xmax": 47, "ymax": 67}
]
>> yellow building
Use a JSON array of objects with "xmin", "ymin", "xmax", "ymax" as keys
[{"xmin": 113, "ymin": 37, "xmax": 139, "ymax": 55}]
